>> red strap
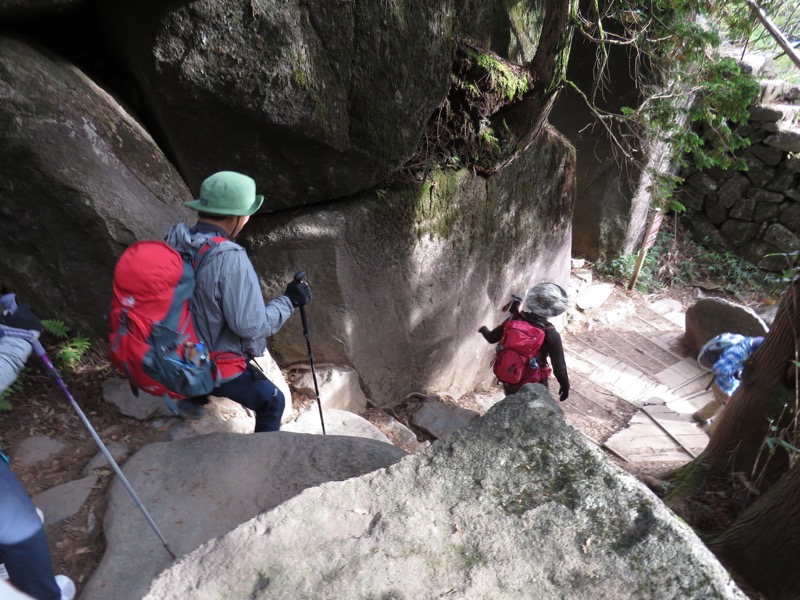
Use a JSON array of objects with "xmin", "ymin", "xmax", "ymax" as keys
[{"xmin": 192, "ymin": 236, "xmax": 228, "ymax": 270}]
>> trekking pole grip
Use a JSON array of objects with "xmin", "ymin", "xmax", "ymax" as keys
[{"xmin": 293, "ymin": 271, "xmax": 310, "ymax": 335}]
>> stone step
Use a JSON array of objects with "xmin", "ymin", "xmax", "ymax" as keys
[{"xmin": 562, "ymin": 288, "xmax": 710, "ymax": 464}]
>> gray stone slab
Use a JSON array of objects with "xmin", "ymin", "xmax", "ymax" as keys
[
  {"xmin": 575, "ymin": 282, "xmax": 615, "ymax": 310},
  {"xmin": 282, "ymin": 408, "xmax": 390, "ymax": 443},
  {"xmin": 32, "ymin": 476, "xmax": 98, "ymax": 525},
  {"xmin": 411, "ymin": 398, "xmax": 480, "ymax": 439},
  {"xmin": 11, "ymin": 436, "xmax": 66, "ymax": 467},
  {"xmin": 82, "ymin": 432, "xmax": 407, "ymax": 600},
  {"xmin": 82, "ymin": 443, "xmax": 130, "ymax": 476}
]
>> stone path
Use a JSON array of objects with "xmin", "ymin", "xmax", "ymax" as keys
[{"xmin": 560, "ymin": 285, "xmax": 713, "ymax": 465}]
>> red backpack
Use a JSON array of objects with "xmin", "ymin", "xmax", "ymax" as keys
[
  {"xmin": 491, "ymin": 319, "xmax": 551, "ymax": 386},
  {"xmin": 108, "ymin": 237, "xmax": 244, "ymax": 404}
]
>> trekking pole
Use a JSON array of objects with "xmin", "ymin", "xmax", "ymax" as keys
[
  {"xmin": 0, "ymin": 322, "xmax": 177, "ymax": 560},
  {"xmin": 293, "ymin": 271, "xmax": 326, "ymax": 435}
]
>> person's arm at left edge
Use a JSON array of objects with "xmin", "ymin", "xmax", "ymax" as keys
[
  {"xmin": 0, "ymin": 336, "xmax": 31, "ymax": 394},
  {"xmin": 0, "ymin": 301, "xmax": 41, "ymax": 393}
]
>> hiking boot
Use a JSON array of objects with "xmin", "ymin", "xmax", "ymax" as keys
[
  {"xmin": 175, "ymin": 399, "xmax": 206, "ymax": 420},
  {"xmin": 55, "ymin": 574, "xmax": 76, "ymax": 600},
  {"xmin": 693, "ymin": 397, "xmax": 722, "ymax": 422}
]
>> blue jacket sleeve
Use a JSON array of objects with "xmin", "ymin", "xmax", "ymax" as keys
[
  {"xmin": 0, "ymin": 336, "xmax": 32, "ymax": 394},
  {"xmin": 218, "ymin": 250, "xmax": 294, "ymax": 344}
]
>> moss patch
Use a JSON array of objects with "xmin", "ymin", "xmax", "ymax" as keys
[{"xmin": 403, "ymin": 39, "xmax": 533, "ymax": 176}]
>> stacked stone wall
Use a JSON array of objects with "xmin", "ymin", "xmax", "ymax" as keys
[{"xmin": 680, "ymin": 80, "xmax": 800, "ymax": 271}]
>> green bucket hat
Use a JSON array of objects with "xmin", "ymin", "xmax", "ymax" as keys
[{"xmin": 185, "ymin": 171, "xmax": 264, "ymax": 216}]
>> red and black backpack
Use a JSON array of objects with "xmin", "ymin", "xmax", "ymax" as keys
[
  {"xmin": 108, "ymin": 237, "xmax": 244, "ymax": 403},
  {"xmin": 491, "ymin": 319, "xmax": 552, "ymax": 386}
]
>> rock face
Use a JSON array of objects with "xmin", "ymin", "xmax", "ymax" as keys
[
  {"xmin": 0, "ymin": 0, "xmax": 576, "ymax": 449},
  {"xmin": 94, "ymin": 0, "xmax": 562, "ymax": 209},
  {"xmin": 80, "ymin": 431, "xmax": 407, "ymax": 600},
  {"xmin": 0, "ymin": 4, "xmax": 576, "ymax": 365},
  {"xmin": 0, "ymin": 37, "xmax": 193, "ymax": 334},
  {"xmin": 259, "ymin": 127, "xmax": 575, "ymax": 406},
  {"xmin": 683, "ymin": 297, "xmax": 770, "ymax": 355},
  {"xmin": 96, "ymin": 0, "xmax": 454, "ymax": 207},
  {"xmin": 550, "ymin": 32, "xmax": 647, "ymax": 261},
  {"xmin": 144, "ymin": 386, "xmax": 747, "ymax": 600},
  {"xmin": 0, "ymin": 0, "xmax": 84, "ymax": 19}
]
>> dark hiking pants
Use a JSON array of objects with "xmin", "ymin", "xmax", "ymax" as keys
[{"xmin": 213, "ymin": 364, "xmax": 285, "ymax": 432}]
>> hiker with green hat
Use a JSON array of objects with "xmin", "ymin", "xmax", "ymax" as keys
[{"xmin": 165, "ymin": 171, "xmax": 311, "ymax": 432}]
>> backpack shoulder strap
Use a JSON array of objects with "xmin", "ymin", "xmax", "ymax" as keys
[
  {"xmin": 521, "ymin": 313, "xmax": 552, "ymax": 331},
  {"xmin": 191, "ymin": 235, "xmax": 231, "ymax": 271}
]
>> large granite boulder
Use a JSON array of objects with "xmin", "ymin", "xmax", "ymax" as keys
[
  {"xmin": 144, "ymin": 386, "xmax": 747, "ymax": 600},
  {"xmin": 0, "ymin": 37, "xmax": 192, "ymax": 334},
  {"xmin": 684, "ymin": 297, "xmax": 770, "ymax": 356},
  {"xmin": 95, "ymin": 0, "xmax": 561, "ymax": 208},
  {"xmin": 0, "ymin": 0, "xmax": 84, "ymax": 20},
  {"xmin": 81, "ymin": 431, "xmax": 407, "ymax": 600},
  {"xmin": 255, "ymin": 126, "xmax": 575, "ymax": 406},
  {"xmin": 95, "ymin": 0, "xmax": 454, "ymax": 208}
]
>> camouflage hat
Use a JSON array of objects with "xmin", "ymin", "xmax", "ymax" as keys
[
  {"xmin": 696, "ymin": 333, "xmax": 746, "ymax": 370},
  {"xmin": 185, "ymin": 171, "xmax": 264, "ymax": 216},
  {"xmin": 523, "ymin": 282, "xmax": 568, "ymax": 318}
]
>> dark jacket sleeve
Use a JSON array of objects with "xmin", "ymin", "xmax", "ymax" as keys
[
  {"xmin": 480, "ymin": 322, "xmax": 506, "ymax": 344},
  {"xmin": 544, "ymin": 326, "xmax": 569, "ymax": 391}
]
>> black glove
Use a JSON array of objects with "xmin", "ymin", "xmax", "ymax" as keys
[
  {"xmin": 1, "ymin": 303, "xmax": 42, "ymax": 332},
  {"xmin": 558, "ymin": 387, "xmax": 569, "ymax": 402},
  {"xmin": 284, "ymin": 279, "xmax": 312, "ymax": 308}
]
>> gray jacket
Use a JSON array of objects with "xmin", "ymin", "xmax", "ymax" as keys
[
  {"xmin": 165, "ymin": 222, "xmax": 293, "ymax": 374},
  {"xmin": 0, "ymin": 336, "xmax": 31, "ymax": 394}
]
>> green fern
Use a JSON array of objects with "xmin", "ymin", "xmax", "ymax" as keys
[
  {"xmin": 42, "ymin": 319, "xmax": 70, "ymax": 339},
  {"xmin": 0, "ymin": 377, "xmax": 23, "ymax": 412},
  {"xmin": 55, "ymin": 337, "xmax": 91, "ymax": 371},
  {"xmin": 40, "ymin": 320, "xmax": 91, "ymax": 373}
]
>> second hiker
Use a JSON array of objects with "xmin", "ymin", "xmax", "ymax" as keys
[
  {"xmin": 479, "ymin": 282, "xmax": 570, "ymax": 401},
  {"xmin": 693, "ymin": 332, "xmax": 765, "ymax": 431},
  {"xmin": 165, "ymin": 171, "xmax": 311, "ymax": 432}
]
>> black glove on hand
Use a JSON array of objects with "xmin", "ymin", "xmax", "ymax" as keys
[
  {"xmin": 1, "ymin": 303, "xmax": 43, "ymax": 332},
  {"xmin": 284, "ymin": 280, "xmax": 312, "ymax": 308},
  {"xmin": 558, "ymin": 387, "xmax": 569, "ymax": 402}
]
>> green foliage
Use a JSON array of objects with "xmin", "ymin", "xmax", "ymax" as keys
[
  {"xmin": 763, "ymin": 250, "xmax": 800, "ymax": 283},
  {"xmin": 722, "ymin": 0, "xmax": 800, "ymax": 84},
  {"xmin": 470, "ymin": 51, "xmax": 529, "ymax": 101},
  {"xmin": 0, "ymin": 377, "xmax": 23, "ymax": 412},
  {"xmin": 0, "ymin": 320, "xmax": 91, "ymax": 415},
  {"xmin": 596, "ymin": 252, "xmax": 660, "ymax": 292},
  {"xmin": 677, "ymin": 57, "xmax": 760, "ymax": 171},
  {"xmin": 765, "ymin": 436, "xmax": 800, "ymax": 455},
  {"xmin": 405, "ymin": 40, "xmax": 532, "ymax": 177},
  {"xmin": 597, "ymin": 223, "xmax": 776, "ymax": 301},
  {"xmin": 41, "ymin": 319, "xmax": 91, "ymax": 374},
  {"xmin": 577, "ymin": 0, "xmax": 764, "ymax": 211}
]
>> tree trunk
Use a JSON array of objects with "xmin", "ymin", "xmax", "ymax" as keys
[
  {"xmin": 700, "ymin": 280, "xmax": 799, "ymax": 486},
  {"xmin": 711, "ymin": 459, "xmax": 800, "ymax": 599},
  {"xmin": 487, "ymin": 0, "xmax": 577, "ymax": 175}
]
